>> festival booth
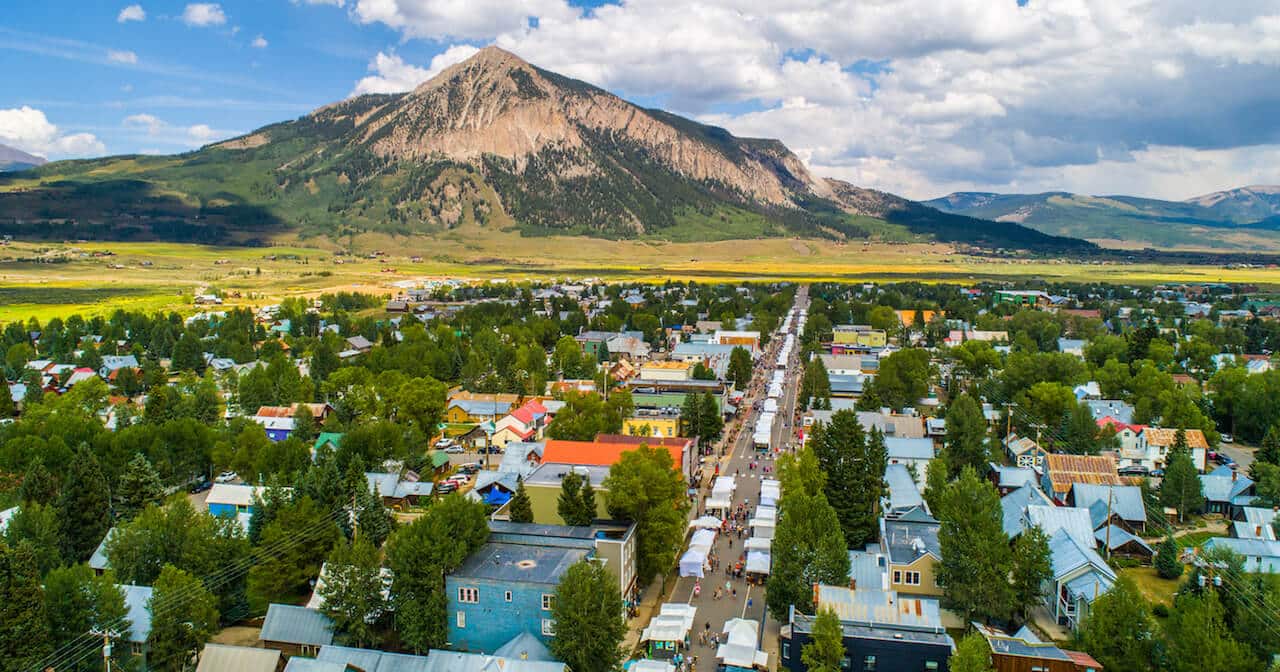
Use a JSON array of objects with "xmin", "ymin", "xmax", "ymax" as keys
[
  {"xmin": 749, "ymin": 515, "xmax": 775, "ymax": 541},
  {"xmin": 745, "ymin": 550, "xmax": 771, "ymax": 584},
  {"xmin": 744, "ymin": 537, "xmax": 771, "ymax": 553},
  {"xmin": 678, "ymin": 529, "xmax": 718, "ymax": 577},
  {"xmin": 759, "ymin": 480, "xmax": 781, "ymax": 508},
  {"xmin": 627, "ymin": 660, "xmax": 675, "ymax": 672},
  {"xmin": 689, "ymin": 515, "xmax": 723, "ymax": 530},
  {"xmin": 640, "ymin": 603, "xmax": 696, "ymax": 660},
  {"xmin": 717, "ymin": 618, "xmax": 770, "ymax": 671}
]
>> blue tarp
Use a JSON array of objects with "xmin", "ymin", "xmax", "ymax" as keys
[{"xmin": 485, "ymin": 490, "xmax": 512, "ymax": 506}]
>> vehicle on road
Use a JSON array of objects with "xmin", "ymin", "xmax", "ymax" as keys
[
  {"xmin": 188, "ymin": 478, "xmax": 212, "ymax": 493},
  {"xmin": 1118, "ymin": 465, "xmax": 1149, "ymax": 477},
  {"xmin": 1221, "ymin": 434, "xmax": 1234, "ymax": 443},
  {"xmin": 436, "ymin": 481, "xmax": 457, "ymax": 494},
  {"xmin": 444, "ymin": 445, "xmax": 465, "ymax": 453},
  {"xmin": 1214, "ymin": 453, "xmax": 1235, "ymax": 466},
  {"xmin": 215, "ymin": 471, "xmax": 238, "ymax": 483}
]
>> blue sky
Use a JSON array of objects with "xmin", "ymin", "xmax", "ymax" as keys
[{"xmin": 2, "ymin": 1, "xmax": 1279, "ymax": 200}]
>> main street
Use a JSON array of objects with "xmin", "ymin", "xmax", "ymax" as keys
[{"xmin": 662, "ymin": 286, "xmax": 808, "ymax": 670}]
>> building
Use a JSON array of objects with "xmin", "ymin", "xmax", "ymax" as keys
[
  {"xmin": 885, "ymin": 437, "xmax": 935, "ymax": 490},
  {"xmin": 487, "ymin": 520, "xmax": 638, "ymax": 608},
  {"xmin": 1200, "ymin": 466, "xmax": 1257, "ymax": 517},
  {"xmin": 995, "ymin": 290, "xmax": 1052, "ymax": 307},
  {"xmin": 832, "ymin": 326, "xmax": 888, "ymax": 348},
  {"xmin": 260, "ymin": 604, "xmax": 335, "ymax": 657},
  {"xmin": 491, "ymin": 400, "xmax": 551, "ymax": 449},
  {"xmin": 623, "ymin": 410, "xmax": 682, "ymax": 438},
  {"xmin": 1202, "ymin": 538, "xmax": 1280, "ymax": 573},
  {"xmin": 1233, "ymin": 507, "xmax": 1278, "ymax": 541},
  {"xmin": 780, "ymin": 585, "xmax": 954, "ymax": 672},
  {"xmin": 1040, "ymin": 454, "xmax": 1123, "ymax": 505},
  {"xmin": 446, "ymin": 540, "xmax": 589, "ymax": 653},
  {"xmin": 1046, "ymin": 529, "xmax": 1116, "ymax": 631},
  {"xmin": 712, "ymin": 330, "xmax": 761, "ymax": 353},
  {"xmin": 880, "ymin": 508, "xmax": 943, "ymax": 597},
  {"xmin": 99, "ymin": 355, "xmax": 140, "ymax": 379},
  {"xmin": 197, "ymin": 644, "xmax": 281, "ymax": 672},
  {"xmin": 639, "ymin": 360, "xmax": 695, "ymax": 382},
  {"xmin": 971, "ymin": 623, "xmax": 1103, "ymax": 672},
  {"xmin": 206, "ymin": 483, "xmax": 289, "ymax": 517},
  {"xmin": 542, "ymin": 435, "xmax": 694, "ymax": 481},
  {"xmin": 1004, "ymin": 434, "xmax": 1047, "ymax": 470},
  {"xmin": 121, "ymin": 584, "xmax": 154, "ymax": 660},
  {"xmin": 520, "ymin": 463, "xmax": 613, "ymax": 524},
  {"xmin": 896, "ymin": 309, "xmax": 944, "ymax": 327},
  {"xmin": 364, "ymin": 471, "xmax": 433, "ymax": 508},
  {"xmin": 1070, "ymin": 484, "xmax": 1147, "ymax": 534},
  {"xmin": 251, "ymin": 403, "xmax": 332, "ymax": 442},
  {"xmin": 445, "ymin": 394, "xmax": 520, "ymax": 424}
]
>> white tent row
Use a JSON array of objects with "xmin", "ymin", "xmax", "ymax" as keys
[
  {"xmin": 754, "ymin": 505, "xmax": 776, "ymax": 521},
  {"xmin": 771, "ymin": 371, "xmax": 785, "ymax": 386},
  {"xmin": 679, "ymin": 548, "xmax": 707, "ymax": 577},
  {"xmin": 745, "ymin": 550, "xmax": 771, "ymax": 576},
  {"xmin": 629, "ymin": 660, "xmax": 676, "ymax": 672},
  {"xmin": 744, "ymin": 537, "xmax": 771, "ymax": 552},
  {"xmin": 705, "ymin": 494, "xmax": 732, "ymax": 512},
  {"xmin": 689, "ymin": 528, "xmax": 717, "ymax": 551},
  {"xmin": 689, "ymin": 515, "xmax": 722, "ymax": 530},
  {"xmin": 641, "ymin": 603, "xmax": 697, "ymax": 644},
  {"xmin": 750, "ymin": 517, "xmax": 775, "ymax": 540},
  {"xmin": 767, "ymin": 383, "xmax": 784, "ymax": 399},
  {"xmin": 712, "ymin": 476, "xmax": 736, "ymax": 496},
  {"xmin": 763, "ymin": 398, "xmax": 778, "ymax": 414}
]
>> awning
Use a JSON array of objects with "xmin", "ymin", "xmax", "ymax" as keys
[
  {"xmin": 745, "ymin": 551, "xmax": 771, "ymax": 575},
  {"xmin": 679, "ymin": 548, "xmax": 706, "ymax": 578},
  {"xmin": 690, "ymin": 515, "xmax": 723, "ymax": 530},
  {"xmin": 744, "ymin": 537, "xmax": 771, "ymax": 552},
  {"xmin": 705, "ymin": 495, "xmax": 732, "ymax": 511}
]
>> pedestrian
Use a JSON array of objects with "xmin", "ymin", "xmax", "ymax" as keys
[{"xmin": 747, "ymin": 597, "xmax": 753, "ymax": 610}]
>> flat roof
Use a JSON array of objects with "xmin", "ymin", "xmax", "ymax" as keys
[
  {"xmin": 451, "ymin": 542, "xmax": 588, "ymax": 585},
  {"xmin": 524, "ymin": 462, "xmax": 612, "ymax": 488}
]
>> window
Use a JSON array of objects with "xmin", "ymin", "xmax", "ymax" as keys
[
  {"xmin": 541, "ymin": 593, "xmax": 555, "ymax": 611},
  {"xmin": 456, "ymin": 611, "xmax": 466, "ymax": 628},
  {"xmin": 892, "ymin": 570, "xmax": 901, "ymax": 584},
  {"xmin": 131, "ymin": 642, "xmax": 145, "ymax": 656},
  {"xmin": 542, "ymin": 618, "xmax": 556, "ymax": 636},
  {"xmin": 458, "ymin": 587, "xmax": 478, "ymax": 604},
  {"xmin": 505, "ymin": 590, "xmax": 513, "ymax": 602},
  {"xmin": 904, "ymin": 571, "xmax": 921, "ymax": 586},
  {"xmin": 863, "ymin": 655, "xmax": 876, "ymax": 671},
  {"xmin": 782, "ymin": 643, "xmax": 790, "ymax": 660},
  {"xmin": 925, "ymin": 663, "xmax": 939, "ymax": 671}
]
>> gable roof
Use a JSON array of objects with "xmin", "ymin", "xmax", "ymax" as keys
[
  {"xmin": 1043, "ymin": 453, "xmax": 1122, "ymax": 495},
  {"xmin": 121, "ymin": 584, "xmax": 154, "ymax": 643},
  {"xmin": 1143, "ymin": 427, "xmax": 1209, "ymax": 449},
  {"xmin": 1201, "ymin": 466, "xmax": 1255, "ymax": 503},
  {"xmin": 1095, "ymin": 525, "xmax": 1154, "ymax": 554},
  {"xmin": 1047, "ymin": 528, "xmax": 1116, "ymax": 583},
  {"xmin": 1001, "ymin": 486, "xmax": 1054, "ymax": 539},
  {"xmin": 317, "ymin": 645, "xmax": 431, "ymax": 672},
  {"xmin": 1071, "ymin": 483, "xmax": 1147, "ymax": 525},
  {"xmin": 1028, "ymin": 505, "xmax": 1097, "ymax": 550},
  {"xmin": 260, "ymin": 604, "xmax": 335, "ymax": 646},
  {"xmin": 197, "ymin": 644, "xmax": 280, "ymax": 672}
]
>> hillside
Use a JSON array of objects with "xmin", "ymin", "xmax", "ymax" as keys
[
  {"xmin": 925, "ymin": 187, "xmax": 1280, "ymax": 251},
  {"xmin": 0, "ymin": 47, "xmax": 1087, "ymax": 251},
  {"xmin": 0, "ymin": 144, "xmax": 46, "ymax": 172}
]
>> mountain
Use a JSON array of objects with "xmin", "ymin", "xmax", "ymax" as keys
[
  {"xmin": 0, "ymin": 144, "xmax": 46, "ymax": 172},
  {"xmin": 925, "ymin": 187, "xmax": 1280, "ymax": 251},
  {"xmin": 0, "ymin": 47, "xmax": 1087, "ymax": 251}
]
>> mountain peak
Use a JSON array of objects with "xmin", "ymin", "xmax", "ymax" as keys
[
  {"xmin": 0, "ymin": 143, "xmax": 47, "ymax": 172},
  {"xmin": 413, "ymin": 44, "xmax": 534, "ymax": 94}
]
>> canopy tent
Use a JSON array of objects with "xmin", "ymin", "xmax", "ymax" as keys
[
  {"xmin": 759, "ymin": 493, "xmax": 779, "ymax": 508},
  {"xmin": 627, "ymin": 661, "xmax": 676, "ymax": 672},
  {"xmin": 749, "ymin": 518, "xmax": 775, "ymax": 540},
  {"xmin": 745, "ymin": 550, "xmax": 771, "ymax": 576},
  {"xmin": 717, "ymin": 619, "xmax": 769, "ymax": 670},
  {"xmin": 754, "ymin": 506, "xmax": 776, "ymax": 521},
  {"xmin": 689, "ymin": 515, "xmax": 723, "ymax": 530},
  {"xmin": 744, "ymin": 537, "xmax": 771, "ymax": 552},
  {"xmin": 705, "ymin": 495, "xmax": 732, "ymax": 511},
  {"xmin": 763, "ymin": 398, "xmax": 778, "ymax": 413},
  {"xmin": 678, "ymin": 548, "xmax": 707, "ymax": 577},
  {"xmin": 640, "ymin": 603, "xmax": 696, "ymax": 644},
  {"xmin": 712, "ymin": 476, "xmax": 736, "ymax": 495},
  {"xmin": 689, "ymin": 529, "xmax": 717, "ymax": 551}
]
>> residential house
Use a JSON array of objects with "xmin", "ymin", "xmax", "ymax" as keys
[
  {"xmin": 884, "ymin": 463, "xmax": 926, "ymax": 515},
  {"xmin": 491, "ymin": 400, "xmax": 550, "ymax": 449},
  {"xmin": 99, "ymin": 355, "xmax": 140, "ymax": 379},
  {"xmin": 1202, "ymin": 538, "xmax": 1280, "ymax": 573},
  {"xmin": 1071, "ymin": 484, "xmax": 1147, "ymax": 534},
  {"xmin": 943, "ymin": 329, "xmax": 1009, "ymax": 347},
  {"xmin": 260, "ymin": 604, "xmax": 335, "ymax": 658},
  {"xmin": 445, "ymin": 393, "xmax": 520, "ymax": 424},
  {"xmin": 422, "ymin": 636, "xmax": 567, "ymax": 672},
  {"xmin": 639, "ymin": 360, "xmax": 695, "ymax": 382},
  {"xmin": 989, "ymin": 464, "xmax": 1038, "ymax": 495},
  {"xmin": 364, "ymin": 471, "xmax": 433, "ymax": 508},
  {"xmin": 855, "ymin": 411, "xmax": 927, "ymax": 439},
  {"xmin": 1058, "ymin": 339, "xmax": 1087, "ymax": 358},
  {"xmin": 971, "ymin": 623, "xmax": 1103, "ymax": 672},
  {"xmin": 446, "ymin": 539, "xmax": 589, "ymax": 652},
  {"xmin": 1040, "ymin": 454, "xmax": 1123, "ymax": 505},
  {"xmin": 196, "ymin": 644, "xmax": 281, "ymax": 672},
  {"xmin": 1233, "ymin": 507, "xmax": 1278, "ymax": 540},
  {"xmin": 313, "ymin": 432, "xmax": 343, "ymax": 455},
  {"xmin": 251, "ymin": 403, "xmax": 332, "ymax": 442},
  {"xmin": 1073, "ymin": 382, "xmax": 1102, "ymax": 400},
  {"xmin": 1127, "ymin": 427, "xmax": 1209, "ymax": 472},
  {"xmin": 880, "ymin": 508, "xmax": 943, "ymax": 597},
  {"xmin": 345, "ymin": 335, "xmax": 374, "ymax": 353},
  {"xmin": 896, "ymin": 309, "xmax": 944, "ymax": 327},
  {"xmin": 121, "ymin": 584, "xmax": 154, "ymax": 660},
  {"xmin": 1085, "ymin": 400, "xmax": 1134, "ymax": 424},
  {"xmin": 1004, "ymin": 433, "xmax": 1048, "ymax": 470},
  {"xmin": 780, "ymin": 585, "xmax": 954, "ymax": 672},
  {"xmin": 885, "ymin": 437, "xmax": 935, "ymax": 490},
  {"xmin": 995, "ymin": 290, "xmax": 1051, "ymax": 307},
  {"xmin": 1001, "ymin": 486, "xmax": 1056, "ymax": 540},
  {"xmin": 1200, "ymin": 466, "xmax": 1257, "ymax": 517},
  {"xmin": 283, "ymin": 645, "xmax": 427, "ymax": 672},
  {"xmin": 1045, "ymin": 529, "xmax": 1117, "ymax": 631},
  {"xmin": 206, "ymin": 483, "xmax": 288, "ymax": 517}
]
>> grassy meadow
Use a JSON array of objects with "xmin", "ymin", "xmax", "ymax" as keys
[{"xmin": 3, "ymin": 229, "xmax": 1280, "ymax": 321}]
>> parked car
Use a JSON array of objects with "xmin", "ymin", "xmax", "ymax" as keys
[
  {"xmin": 215, "ymin": 471, "xmax": 238, "ymax": 484},
  {"xmin": 444, "ymin": 445, "xmax": 465, "ymax": 454},
  {"xmin": 436, "ymin": 481, "xmax": 458, "ymax": 494},
  {"xmin": 1118, "ymin": 465, "xmax": 1150, "ymax": 477},
  {"xmin": 1221, "ymin": 434, "xmax": 1234, "ymax": 444},
  {"xmin": 447, "ymin": 473, "xmax": 471, "ymax": 485},
  {"xmin": 188, "ymin": 478, "xmax": 212, "ymax": 494},
  {"xmin": 458, "ymin": 463, "xmax": 480, "ymax": 475},
  {"xmin": 1150, "ymin": 469, "xmax": 1165, "ymax": 478},
  {"xmin": 1215, "ymin": 453, "xmax": 1235, "ymax": 466},
  {"xmin": 434, "ymin": 438, "xmax": 455, "ymax": 449}
]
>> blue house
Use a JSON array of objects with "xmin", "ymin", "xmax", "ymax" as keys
[
  {"xmin": 446, "ymin": 540, "xmax": 589, "ymax": 653},
  {"xmin": 206, "ymin": 483, "xmax": 290, "ymax": 518}
]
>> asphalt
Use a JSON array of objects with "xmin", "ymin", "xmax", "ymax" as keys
[{"xmin": 648, "ymin": 288, "xmax": 807, "ymax": 671}]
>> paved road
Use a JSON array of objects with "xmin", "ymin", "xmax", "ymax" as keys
[
  {"xmin": 1218, "ymin": 442, "xmax": 1255, "ymax": 472},
  {"xmin": 662, "ymin": 288, "xmax": 807, "ymax": 670}
]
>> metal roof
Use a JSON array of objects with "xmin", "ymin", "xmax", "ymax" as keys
[
  {"xmin": 1201, "ymin": 466, "xmax": 1255, "ymax": 503},
  {"xmin": 884, "ymin": 464, "xmax": 924, "ymax": 512},
  {"xmin": 1072, "ymin": 484, "xmax": 1146, "ymax": 525},
  {"xmin": 121, "ymin": 584, "xmax": 154, "ymax": 643},
  {"xmin": 450, "ymin": 542, "xmax": 588, "ymax": 585},
  {"xmin": 1047, "ymin": 529, "xmax": 1116, "ymax": 585},
  {"xmin": 885, "ymin": 437, "xmax": 934, "ymax": 460},
  {"xmin": 318, "ymin": 646, "xmax": 432, "ymax": 672},
  {"xmin": 197, "ymin": 644, "xmax": 280, "ymax": 672},
  {"xmin": 1028, "ymin": 505, "xmax": 1096, "ymax": 550},
  {"xmin": 260, "ymin": 604, "xmax": 335, "ymax": 646},
  {"xmin": 1094, "ymin": 525, "xmax": 1154, "ymax": 554},
  {"xmin": 882, "ymin": 515, "xmax": 941, "ymax": 564}
]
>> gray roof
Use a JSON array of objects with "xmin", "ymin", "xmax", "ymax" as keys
[
  {"xmin": 885, "ymin": 437, "xmax": 934, "ymax": 461},
  {"xmin": 1201, "ymin": 466, "xmax": 1255, "ymax": 503},
  {"xmin": 90, "ymin": 527, "xmax": 119, "ymax": 571},
  {"xmin": 474, "ymin": 470, "xmax": 521, "ymax": 494},
  {"xmin": 448, "ymin": 399, "xmax": 512, "ymax": 417},
  {"xmin": 317, "ymin": 646, "xmax": 431, "ymax": 672},
  {"xmin": 848, "ymin": 546, "xmax": 886, "ymax": 590},
  {"xmin": 991, "ymin": 464, "xmax": 1037, "ymax": 490},
  {"xmin": 260, "ymin": 604, "xmax": 335, "ymax": 646},
  {"xmin": 497, "ymin": 441, "xmax": 545, "ymax": 478},
  {"xmin": 1094, "ymin": 525, "xmax": 1154, "ymax": 554},
  {"xmin": 1085, "ymin": 399, "xmax": 1135, "ymax": 424},
  {"xmin": 882, "ymin": 515, "xmax": 941, "ymax": 564},
  {"xmin": 1072, "ymin": 484, "xmax": 1146, "ymax": 525},
  {"xmin": 121, "ymin": 584, "xmax": 154, "ymax": 643},
  {"xmin": 1203, "ymin": 537, "xmax": 1280, "ymax": 559},
  {"xmin": 365, "ymin": 472, "xmax": 432, "ymax": 499},
  {"xmin": 884, "ymin": 464, "xmax": 924, "ymax": 512},
  {"xmin": 525, "ymin": 462, "xmax": 610, "ymax": 488},
  {"xmin": 1047, "ymin": 529, "xmax": 1116, "ymax": 584},
  {"xmin": 423, "ymin": 650, "xmax": 564, "ymax": 672},
  {"xmin": 1028, "ymin": 505, "xmax": 1096, "ymax": 550},
  {"xmin": 450, "ymin": 542, "xmax": 588, "ymax": 585},
  {"xmin": 197, "ymin": 644, "xmax": 280, "ymax": 672},
  {"xmin": 493, "ymin": 631, "xmax": 555, "ymax": 661},
  {"xmin": 829, "ymin": 374, "xmax": 865, "ymax": 395}
]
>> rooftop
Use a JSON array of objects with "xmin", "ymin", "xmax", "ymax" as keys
[
  {"xmin": 524, "ymin": 462, "xmax": 611, "ymax": 488},
  {"xmin": 450, "ymin": 541, "xmax": 588, "ymax": 585},
  {"xmin": 882, "ymin": 513, "xmax": 941, "ymax": 564},
  {"xmin": 260, "ymin": 604, "xmax": 335, "ymax": 646}
]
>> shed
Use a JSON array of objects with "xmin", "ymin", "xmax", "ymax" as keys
[{"xmin": 261, "ymin": 604, "xmax": 335, "ymax": 657}]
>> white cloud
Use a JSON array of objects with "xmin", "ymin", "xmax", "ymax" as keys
[
  {"xmin": 331, "ymin": 1, "xmax": 1280, "ymax": 199},
  {"xmin": 107, "ymin": 49, "xmax": 138, "ymax": 65},
  {"xmin": 351, "ymin": 45, "xmax": 479, "ymax": 96},
  {"xmin": 188, "ymin": 124, "xmax": 217, "ymax": 141},
  {"xmin": 251, "ymin": 35, "xmax": 268, "ymax": 48},
  {"xmin": 292, "ymin": 0, "xmax": 344, "ymax": 5},
  {"xmin": 124, "ymin": 113, "xmax": 164, "ymax": 135},
  {"xmin": 117, "ymin": 4, "xmax": 146, "ymax": 23},
  {"xmin": 0, "ymin": 106, "xmax": 104, "ymax": 158},
  {"xmin": 121, "ymin": 114, "xmax": 235, "ymax": 148},
  {"xmin": 181, "ymin": 3, "xmax": 226, "ymax": 27}
]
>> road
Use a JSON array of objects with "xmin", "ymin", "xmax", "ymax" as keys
[{"xmin": 662, "ymin": 287, "xmax": 807, "ymax": 670}]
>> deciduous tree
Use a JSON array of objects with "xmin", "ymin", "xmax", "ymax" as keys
[
  {"xmin": 603, "ymin": 445, "xmax": 690, "ymax": 582},
  {"xmin": 319, "ymin": 538, "xmax": 388, "ymax": 648},
  {"xmin": 936, "ymin": 467, "xmax": 1013, "ymax": 622},
  {"xmin": 948, "ymin": 633, "xmax": 994, "ymax": 672},
  {"xmin": 801, "ymin": 607, "xmax": 845, "ymax": 672},
  {"xmin": 548, "ymin": 559, "xmax": 626, "ymax": 672},
  {"xmin": 147, "ymin": 565, "xmax": 219, "ymax": 672},
  {"xmin": 944, "ymin": 394, "xmax": 987, "ymax": 477},
  {"xmin": 766, "ymin": 490, "xmax": 850, "ymax": 620}
]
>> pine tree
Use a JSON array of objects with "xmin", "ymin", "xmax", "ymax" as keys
[
  {"xmin": 579, "ymin": 478, "xmax": 597, "ymax": 522},
  {"xmin": 801, "ymin": 607, "xmax": 845, "ymax": 672},
  {"xmin": 765, "ymin": 490, "xmax": 850, "ymax": 619},
  {"xmin": 0, "ymin": 384, "xmax": 15, "ymax": 419},
  {"xmin": 43, "ymin": 564, "xmax": 130, "ymax": 654},
  {"xmin": 355, "ymin": 484, "xmax": 394, "ymax": 548},
  {"xmin": 548, "ymin": 559, "xmax": 625, "ymax": 672},
  {"xmin": 558, "ymin": 473, "xmax": 592, "ymax": 526},
  {"xmin": 115, "ymin": 453, "xmax": 165, "ymax": 521},
  {"xmin": 57, "ymin": 445, "xmax": 112, "ymax": 562},
  {"xmin": 680, "ymin": 393, "xmax": 702, "ymax": 439},
  {"xmin": 1251, "ymin": 424, "xmax": 1280, "ymax": 480},
  {"xmin": 1155, "ymin": 535, "xmax": 1184, "ymax": 579},
  {"xmin": 18, "ymin": 457, "xmax": 57, "ymax": 506},
  {"xmin": 0, "ymin": 542, "xmax": 53, "ymax": 672},
  {"xmin": 1164, "ymin": 590, "xmax": 1259, "ymax": 672},
  {"xmin": 1160, "ymin": 430, "xmax": 1204, "ymax": 522},
  {"xmin": 944, "ymin": 394, "xmax": 988, "ymax": 477},
  {"xmin": 508, "ymin": 477, "xmax": 534, "ymax": 523},
  {"xmin": 699, "ymin": 391, "xmax": 723, "ymax": 441},
  {"xmin": 1010, "ymin": 525, "xmax": 1052, "ymax": 620}
]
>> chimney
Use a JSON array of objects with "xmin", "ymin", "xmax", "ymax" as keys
[{"xmin": 1232, "ymin": 470, "xmax": 1238, "ymax": 482}]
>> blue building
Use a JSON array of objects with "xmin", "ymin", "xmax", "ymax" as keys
[
  {"xmin": 206, "ymin": 483, "xmax": 289, "ymax": 518},
  {"xmin": 446, "ymin": 540, "xmax": 589, "ymax": 653}
]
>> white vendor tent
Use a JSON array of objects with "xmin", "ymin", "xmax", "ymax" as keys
[
  {"xmin": 717, "ymin": 618, "xmax": 769, "ymax": 669},
  {"xmin": 689, "ymin": 515, "xmax": 723, "ymax": 530}
]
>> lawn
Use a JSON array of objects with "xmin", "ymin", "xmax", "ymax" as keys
[
  {"xmin": 1174, "ymin": 530, "xmax": 1227, "ymax": 549},
  {"xmin": 1118, "ymin": 566, "xmax": 1182, "ymax": 607}
]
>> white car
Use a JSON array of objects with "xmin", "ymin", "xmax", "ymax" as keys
[
  {"xmin": 215, "ymin": 471, "xmax": 238, "ymax": 483},
  {"xmin": 1220, "ymin": 434, "xmax": 1234, "ymax": 444},
  {"xmin": 444, "ymin": 445, "xmax": 465, "ymax": 454}
]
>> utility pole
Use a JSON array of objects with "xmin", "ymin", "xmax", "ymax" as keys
[{"xmin": 90, "ymin": 627, "xmax": 119, "ymax": 672}]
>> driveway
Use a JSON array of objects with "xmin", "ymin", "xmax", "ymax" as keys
[{"xmin": 1217, "ymin": 442, "xmax": 1254, "ymax": 472}]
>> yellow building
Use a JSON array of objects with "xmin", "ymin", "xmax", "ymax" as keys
[
  {"xmin": 881, "ymin": 513, "xmax": 944, "ymax": 597},
  {"xmin": 832, "ymin": 326, "xmax": 888, "ymax": 347},
  {"xmin": 639, "ymin": 360, "xmax": 694, "ymax": 382},
  {"xmin": 522, "ymin": 464, "xmax": 613, "ymax": 525},
  {"xmin": 622, "ymin": 414, "xmax": 682, "ymax": 438},
  {"xmin": 896, "ymin": 310, "xmax": 944, "ymax": 328}
]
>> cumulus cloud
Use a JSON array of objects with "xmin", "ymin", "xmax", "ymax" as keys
[
  {"xmin": 181, "ymin": 3, "xmax": 226, "ymax": 27},
  {"xmin": 0, "ymin": 106, "xmax": 105, "ymax": 158},
  {"xmin": 351, "ymin": 45, "xmax": 480, "ymax": 95},
  {"xmin": 107, "ymin": 49, "xmax": 138, "ymax": 65},
  {"xmin": 121, "ymin": 113, "xmax": 234, "ymax": 148},
  {"xmin": 330, "ymin": 1, "xmax": 1280, "ymax": 199},
  {"xmin": 117, "ymin": 4, "xmax": 146, "ymax": 23},
  {"xmin": 251, "ymin": 35, "xmax": 268, "ymax": 48}
]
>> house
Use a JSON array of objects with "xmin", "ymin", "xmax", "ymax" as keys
[
  {"xmin": 89, "ymin": 526, "xmax": 120, "ymax": 575},
  {"xmin": 1202, "ymin": 538, "xmax": 1280, "ymax": 573},
  {"xmin": 1233, "ymin": 507, "xmax": 1278, "ymax": 540},
  {"xmin": 206, "ymin": 483, "xmax": 288, "ymax": 517},
  {"xmin": 313, "ymin": 432, "xmax": 343, "ymax": 455},
  {"xmin": 252, "ymin": 403, "xmax": 333, "ymax": 442},
  {"xmin": 879, "ymin": 508, "xmax": 943, "ymax": 597},
  {"xmin": 99, "ymin": 355, "xmax": 140, "ymax": 379},
  {"xmin": 445, "ymin": 393, "xmax": 520, "ymax": 423},
  {"xmin": 345, "ymin": 335, "xmax": 374, "ymax": 353},
  {"xmin": 971, "ymin": 623, "xmax": 1103, "ymax": 672},
  {"xmin": 496, "ymin": 441, "xmax": 545, "ymax": 479},
  {"xmin": 422, "ymin": 635, "xmax": 567, "ymax": 672},
  {"xmin": 196, "ymin": 644, "xmax": 280, "ymax": 672},
  {"xmin": 542, "ymin": 435, "xmax": 694, "ymax": 481},
  {"xmin": 780, "ymin": 585, "xmax": 954, "ymax": 672},
  {"xmin": 260, "ymin": 604, "xmax": 335, "ymax": 657},
  {"xmin": 1005, "ymin": 433, "xmax": 1048, "ymax": 470},
  {"xmin": 995, "ymin": 290, "xmax": 1051, "ymax": 307},
  {"xmin": 486, "ymin": 520, "xmax": 637, "ymax": 610},
  {"xmin": 1040, "ymin": 454, "xmax": 1122, "ymax": 505},
  {"xmin": 285, "ymin": 645, "xmax": 429, "ymax": 672},
  {"xmin": 1001, "ymin": 486, "xmax": 1056, "ymax": 540},
  {"xmin": 885, "ymin": 437, "xmax": 935, "ymax": 490},
  {"xmin": 639, "ymin": 360, "xmax": 695, "ymax": 382},
  {"xmin": 446, "ymin": 540, "xmax": 590, "ymax": 653},
  {"xmin": 1026, "ymin": 505, "xmax": 1097, "ymax": 550},
  {"xmin": 520, "ymin": 463, "xmax": 612, "ymax": 524},
  {"xmin": 943, "ymin": 329, "xmax": 1008, "ymax": 347},
  {"xmin": 1071, "ymin": 484, "xmax": 1147, "ymax": 533},
  {"xmin": 855, "ymin": 411, "xmax": 927, "ymax": 439},
  {"xmin": 1046, "ymin": 529, "xmax": 1117, "ymax": 631},
  {"xmin": 1136, "ymin": 427, "xmax": 1208, "ymax": 472},
  {"xmin": 1058, "ymin": 339, "xmax": 1087, "ymax": 358},
  {"xmin": 989, "ymin": 464, "xmax": 1038, "ymax": 495},
  {"xmin": 1073, "ymin": 382, "xmax": 1102, "ymax": 400},
  {"xmin": 1200, "ymin": 466, "xmax": 1256, "ymax": 517},
  {"xmin": 884, "ymin": 463, "xmax": 925, "ymax": 515},
  {"xmin": 121, "ymin": 584, "xmax": 154, "ymax": 659},
  {"xmin": 491, "ymin": 400, "xmax": 551, "ymax": 448},
  {"xmin": 1084, "ymin": 400, "xmax": 1133, "ymax": 424},
  {"xmin": 896, "ymin": 309, "xmax": 944, "ymax": 327},
  {"xmin": 364, "ymin": 471, "xmax": 433, "ymax": 508}
]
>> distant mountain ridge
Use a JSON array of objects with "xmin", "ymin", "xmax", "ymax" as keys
[
  {"xmin": 924, "ymin": 186, "xmax": 1280, "ymax": 251},
  {"xmin": 0, "ymin": 144, "xmax": 46, "ymax": 172},
  {"xmin": 0, "ymin": 47, "xmax": 1087, "ymax": 251}
]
